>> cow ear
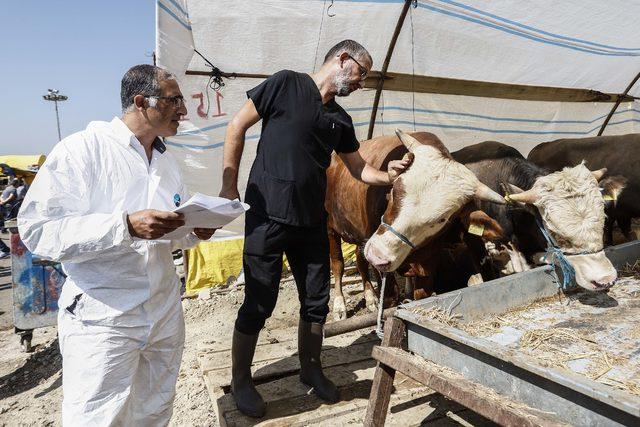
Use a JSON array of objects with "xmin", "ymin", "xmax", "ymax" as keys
[
  {"xmin": 600, "ymin": 175, "xmax": 627, "ymax": 207},
  {"xmin": 591, "ymin": 167, "xmax": 607, "ymax": 182},
  {"xmin": 401, "ymin": 152, "xmax": 415, "ymax": 168},
  {"xmin": 460, "ymin": 209, "xmax": 505, "ymax": 242}
]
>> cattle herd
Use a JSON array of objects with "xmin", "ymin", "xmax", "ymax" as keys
[{"xmin": 325, "ymin": 130, "xmax": 637, "ymax": 321}]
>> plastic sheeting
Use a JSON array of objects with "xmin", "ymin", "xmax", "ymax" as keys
[{"xmin": 185, "ymin": 239, "xmax": 357, "ymax": 291}]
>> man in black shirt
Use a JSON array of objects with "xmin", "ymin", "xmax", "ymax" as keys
[{"xmin": 219, "ymin": 40, "xmax": 411, "ymax": 417}]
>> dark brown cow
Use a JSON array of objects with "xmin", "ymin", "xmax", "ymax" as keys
[{"xmin": 325, "ymin": 130, "xmax": 505, "ymax": 320}]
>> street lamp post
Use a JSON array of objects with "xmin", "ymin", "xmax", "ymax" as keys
[{"xmin": 43, "ymin": 89, "xmax": 68, "ymax": 141}]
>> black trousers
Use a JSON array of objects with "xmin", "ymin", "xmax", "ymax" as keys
[{"xmin": 235, "ymin": 213, "xmax": 330, "ymax": 335}]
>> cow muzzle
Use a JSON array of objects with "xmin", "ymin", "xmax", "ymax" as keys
[
  {"xmin": 569, "ymin": 251, "xmax": 617, "ymax": 291},
  {"xmin": 364, "ymin": 241, "xmax": 392, "ymax": 272}
]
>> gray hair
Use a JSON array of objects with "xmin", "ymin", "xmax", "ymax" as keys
[
  {"xmin": 120, "ymin": 64, "xmax": 175, "ymax": 113},
  {"xmin": 323, "ymin": 39, "xmax": 372, "ymax": 66}
]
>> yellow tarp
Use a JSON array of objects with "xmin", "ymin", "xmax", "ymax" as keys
[
  {"xmin": 0, "ymin": 155, "xmax": 45, "ymax": 185},
  {"xmin": 0, "ymin": 155, "xmax": 46, "ymax": 171},
  {"xmin": 185, "ymin": 238, "xmax": 358, "ymax": 295},
  {"xmin": 185, "ymin": 238, "xmax": 245, "ymax": 295}
]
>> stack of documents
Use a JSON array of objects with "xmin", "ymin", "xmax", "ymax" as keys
[{"xmin": 162, "ymin": 193, "xmax": 250, "ymax": 240}]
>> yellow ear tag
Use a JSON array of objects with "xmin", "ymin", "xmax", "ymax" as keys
[
  {"xmin": 468, "ymin": 223, "xmax": 485, "ymax": 236},
  {"xmin": 603, "ymin": 194, "xmax": 615, "ymax": 201}
]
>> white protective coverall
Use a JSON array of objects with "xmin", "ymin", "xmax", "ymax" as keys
[{"xmin": 18, "ymin": 117, "xmax": 201, "ymax": 426}]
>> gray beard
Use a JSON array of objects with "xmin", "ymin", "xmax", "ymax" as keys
[
  {"xmin": 336, "ymin": 86, "xmax": 350, "ymax": 97},
  {"xmin": 333, "ymin": 69, "xmax": 351, "ymax": 97}
]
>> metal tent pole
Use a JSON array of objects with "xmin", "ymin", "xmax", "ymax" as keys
[
  {"xmin": 597, "ymin": 70, "xmax": 640, "ymax": 136},
  {"xmin": 366, "ymin": 0, "xmax": 414, "ymax": 140}
]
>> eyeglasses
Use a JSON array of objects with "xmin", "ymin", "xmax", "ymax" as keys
[
  {"xmin": 347, "ymin": 55, "xmax": 368, "ymax": 79},
  {"xmin": 144, "ymin": 95, "xmax": 185, "ymax": 108}
]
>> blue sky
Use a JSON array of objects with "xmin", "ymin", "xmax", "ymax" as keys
[{"xmin": 0, "ymin": 1, "xmax": 155, "ymax": 155}]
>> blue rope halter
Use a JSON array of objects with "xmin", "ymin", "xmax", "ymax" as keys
[
  {"xmin": 534, "ymin": 216, "xmax": 576, "ymax": 290},
  {"xmin": 534, "ymin": 214, "xmax": 604, "ymax": 290}
]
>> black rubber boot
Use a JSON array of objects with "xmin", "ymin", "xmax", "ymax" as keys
[
  {"xmin": 298, "ymin": 320, "xmax": 340, "ymax": 403},
  {"xmin": 231, "ymin": 328, "xmax": 266, "ymax": 417}
]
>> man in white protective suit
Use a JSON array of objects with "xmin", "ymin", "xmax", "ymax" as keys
[{"xmin": 18, "ymin": 64, "xmax": 216, "ymax": 426}]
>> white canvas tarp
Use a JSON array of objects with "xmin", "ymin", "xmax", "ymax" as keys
[{"xmin": 157, "ymin": 0, "xmax": 640, "ymax": 239}]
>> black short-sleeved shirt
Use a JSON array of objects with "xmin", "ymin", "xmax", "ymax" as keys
[{"xmin": 245, "ymin": 70, "xmax": 360, "ymax": 227}]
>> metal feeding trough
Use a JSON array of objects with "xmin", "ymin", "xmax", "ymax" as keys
[{"xmin": 365, "ymin": 241, "xmax": 640, "ymax": 426}]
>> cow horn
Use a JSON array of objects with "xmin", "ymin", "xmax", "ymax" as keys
[
  {"xmin": 591, "ymin": 167, "xmax": 607, "ymax": 182},
  {"xmin": 395, "ymin": 129, "xmax": 420, "ymax": 152},
  {"xmin": 507, "ymin": 183, "xmax": 526, "ymax": 194},
  {"xmin": 506, "ymin": 186, "xmax": 539, "ymax": 204},
  {"xmin": 475, "ymin": 182, "xmax": 506, "ymax": 204}
]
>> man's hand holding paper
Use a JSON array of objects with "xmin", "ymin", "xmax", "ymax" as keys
[{"xmin": 162, "ymin": 193, "xmax": 250, "ymax": 240}]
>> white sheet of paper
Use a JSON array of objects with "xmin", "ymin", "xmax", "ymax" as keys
[{"xmin": 162, "ymin": 193, "xmax": 250, "ymax": 240}]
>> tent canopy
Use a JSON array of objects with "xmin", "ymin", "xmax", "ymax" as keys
[
  {"xmin": 157, "ymin": 0, "xmax": 640, "ymax": 237},
  {"xmin": 0, "ymin": 155, "xmax": 45, "ymax": 173}
]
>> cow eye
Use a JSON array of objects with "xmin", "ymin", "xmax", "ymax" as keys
[{"xmin": 439, "ymin": 218, "xmax": 447, "ymax": 223}]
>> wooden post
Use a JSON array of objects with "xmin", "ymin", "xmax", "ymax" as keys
[{"xmin": 363, "ymin": 316, "xmax": 406, "ymax": 427}]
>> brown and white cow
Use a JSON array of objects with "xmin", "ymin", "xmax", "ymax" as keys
[{"xmin": 326, "ymin": 130, "xmax": 505, "ymax": 320}]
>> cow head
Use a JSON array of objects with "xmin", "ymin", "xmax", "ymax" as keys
[
  {"xmin": 507, "ymin": 163, "xmax": 616, "ymax": 291},
  {"xmin": 365, "ymin": 130, "xmax": 505, "ymax": 272}
]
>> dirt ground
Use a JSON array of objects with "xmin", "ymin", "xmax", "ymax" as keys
[
  {"xmin": 0, "ymin": 245, "xmax": 369, "ymax": 427},
  {"xmin": 0, "ymin": 226, "xmax": 637, "ymax": 426}
]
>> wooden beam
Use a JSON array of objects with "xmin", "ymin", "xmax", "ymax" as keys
[
  {"xmin": 598, "ymin": 69, "xmax": 640, "ymax": 135},
  {"xmin": 185, "ymin": 70, "xmax": 270, "ymax": 79},
  {"xmin": 185, "ymin": 69, "xmax": 635, "ymax": 103},
  {"xmin": 367, "ymin": 0, "xmax": 414, "ymax": 139},
  {"xmin": 371, "ymin": 346, "xmax": 565, "ymax": 427},
  {"xmin": 324, "ymin": 308, "xmax": 396, "ymax": 338},
  {"xmin": 363, "ymin": 72, "xmax": 634, "ymax": 103}
]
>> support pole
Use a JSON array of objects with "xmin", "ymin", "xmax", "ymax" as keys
[
  {"xmin": 54, "ymin": 99, "xmax": 61, "ymax": 141},
  {"xmin": 597, "ymin": 70, "xmax": 640, "ymax": 136},
  {"xmin": 186, "ymin": 70, "xmax": 270, "ymax": 79},
  {"xmin": 367, "ymin": 0, "xmax": 413, "ymax": 140}
]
